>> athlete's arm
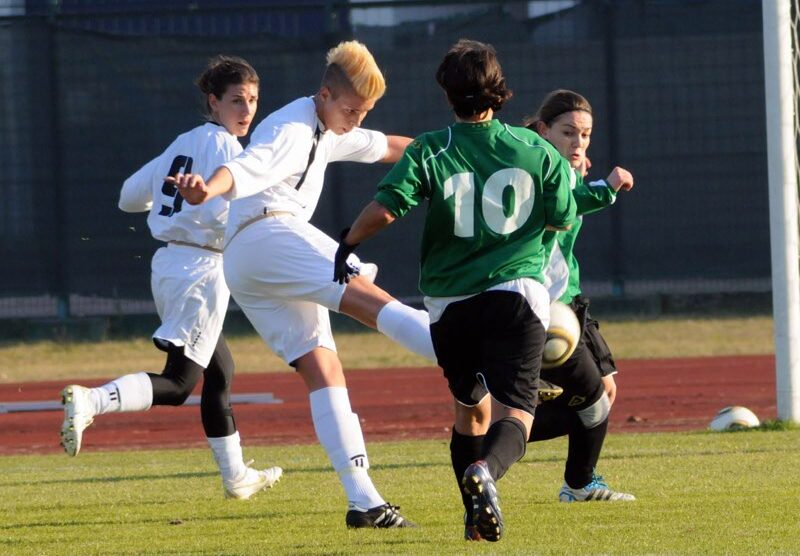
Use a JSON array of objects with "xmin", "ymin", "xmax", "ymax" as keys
[
  {"xmin": 119, "ymin": 158, "xmax": 158, "ymax": 212},
  {"xmin": 167, "ymin": 166, "xmax": 234, "ymax": 205},
  {"xmin": 606, "ymin": 166, "xmax": 634, "ymax": 192},
  {"xmin": 601, "ymin": 374, "xmax": 617, "ymax": 406},
  {"xmin": 333, "ymin": 200, "xmax": 396, "ymax": 284},
  {"xmin": 345, "ymin": 200, "xmax": 397, "ymax": 244},
  {"xmin": 380, "ymin": 135, "xmax": 413, "ymax": 163}
]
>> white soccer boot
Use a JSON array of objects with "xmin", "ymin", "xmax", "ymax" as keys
[
  {"xmin": 223, "ymin": 461, "xmax": 283, "ymax": 500},
  {"xmin": 559, "ymin": 473, "xmax": 636, "ymax": 502},
  {"xmin": 359, "ymin": 262, "xmax": 379, "ymax": 284},
  {"xmin": 60, "ymin": 385, "xmax": 95, "ymax": 457}
]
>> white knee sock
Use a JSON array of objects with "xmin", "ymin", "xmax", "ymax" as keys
[
  {"xmin": 91, "ymin": 372, "xmax": 153, "ymax": 415},
  {"xmin": 310, "ymin": 387, "xmax": 385, "ymax": 509},
  {"xmin": 376, "ymin": 300, "xmax": 436, "ymax": 362},
  {"xmin": 207, "ymin": 431, "xmax": 247, "ymax": 483}
]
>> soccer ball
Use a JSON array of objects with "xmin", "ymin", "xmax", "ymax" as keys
[
  {"xmin": 709, "ymin": 406, "xmax": 760, "ymax": 431},
  {"xmin": 542, "ymin": 301, "xmax": 581, "ymax": 369}
]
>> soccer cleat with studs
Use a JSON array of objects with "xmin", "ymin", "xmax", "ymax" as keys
[
  {"xmin": 223, "ymin": 461, "xmax": 283, "ymax": 500},
  {"xmin": 537, "ymin": 378, "xmax": 564, "ymax": 403},
  {"xmin": 558, "ymin": 473, "xmax": 636, "ymax": 502},
  {"xmin": 345, "ymin": 502, "xmax": 416, "ymax": 528},
  {"xmin": 463, "ymin": 511, "xmax": 483, "ymax": 541},
  {"xmin": 462, "ymin": 460, "xmax": 503, "ymax": 542},
  {"xmin": 60, "ymin": 385, "xmax": 95, "ymax": 457}
]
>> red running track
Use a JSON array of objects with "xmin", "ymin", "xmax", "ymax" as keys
[{"xmin": 0, "ymin": 355, "xmax": 777, "ymax": 455}]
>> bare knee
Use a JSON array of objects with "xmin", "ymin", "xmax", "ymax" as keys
[
  {"xmin": 454, "ymin": 396, "xmax": 492, "ymax": 435},
  {"xmin": 295, "ymin": 347, "xmax": 347, "ymax": 391}
]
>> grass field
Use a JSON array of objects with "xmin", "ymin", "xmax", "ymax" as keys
[
  {"xmin": 0, "ymin": 315, "xmax": 775, "ymax": 383},
  {"xmin": 1, "ymin": 315, "xmax": 794, "ymax": 554},
  {"xmin": 1, "ymin": 428, "xmax": 798, "ymax": 555}
]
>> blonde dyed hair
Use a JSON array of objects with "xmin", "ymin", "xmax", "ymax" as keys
[{"xmin": 323, "ymin": 40, "xmax": 386, "ymax": 100}]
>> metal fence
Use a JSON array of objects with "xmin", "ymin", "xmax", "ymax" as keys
[{"xmin": 0, "ymin": 0, "xmax": 772, "ymax": 320}]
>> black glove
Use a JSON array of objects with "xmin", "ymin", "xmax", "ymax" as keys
[{"xmin": 333, "ymin": 228, "xmax": 360, "ymax": 284}]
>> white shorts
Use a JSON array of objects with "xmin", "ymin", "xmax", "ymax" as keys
[
  {"xmin": 424, "ymin": 277, "xmax": 551, "ymax": 328},
  {"xmin": 151, "ymin": 243, "xmax": 230, "ymax": 367},
  {"xmin": 223, "ymin": 214, "xmax": 364, "ymax": 365}
]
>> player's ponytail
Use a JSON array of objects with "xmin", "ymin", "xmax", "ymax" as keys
[{"xmin": 436, "ymin": 39, "xmax": 513, "ymax": 119}]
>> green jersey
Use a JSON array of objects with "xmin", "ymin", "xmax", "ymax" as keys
[
  {"xmin": 543, "ymin": 170, "xmax": 617, "ymax": 303},
  {"xmin": 375, "ymin": 119, "xmax": 577, "ymax": 297}
]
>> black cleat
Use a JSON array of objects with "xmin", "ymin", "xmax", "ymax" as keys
[
  {"xmin": 537, "ymin": 378, "xmax": 564, "ymax": 403},
  {"xmin": 462, "ymin": 460, "xmax": 503, "ymax": 542},
  {"xmin": 345, "ymin": 502, "xmax": 416, "ymax": 529},
  {"xmin": 463, "ymin": 511, "xmax": 483, "ymax": 541}
]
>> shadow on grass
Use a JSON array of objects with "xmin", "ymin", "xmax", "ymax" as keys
[
  {"xmin": 0, "ymin": 506, "xmax": 296, "ymax": 532},
  {"xmin": 0, "ymin": 469, "xmax": 217, "ymax": 488}
]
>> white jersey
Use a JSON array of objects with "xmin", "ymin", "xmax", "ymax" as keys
[
  {"xmin": 119, "ymin": 122, "xmax": 242, "ymax": 250},
  {"xmin": 223, "ymin": 96, "xmax": 388, "ymax": 232}
]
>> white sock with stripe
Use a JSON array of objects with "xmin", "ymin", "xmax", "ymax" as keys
[
  {"xmin": 90, "ymin": 372, "xmax": 153, "ymax": 415},
  {"xmin": 310, "ymin": 387, "xmax": 384, "ymax": 509}
]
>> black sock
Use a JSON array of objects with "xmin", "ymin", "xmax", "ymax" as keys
[
  {"xmin": 565, "ymin": 417, "xmax": 608, "ymax": 489},
  {"xmin": 450, "ymin": 428, "xmax": 484, "ymax": 516},
  {"xmin": 482, "ymin": 417, "xmax": 527, "ymax": 481}
]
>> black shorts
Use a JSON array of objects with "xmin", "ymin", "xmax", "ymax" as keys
[
  {"xmin": 430, "ymin": 290, "xmax": 545, "ymax": 416},
  {"xmin": 540, "ymin": 337, "xmax": 605, "ymax": 411},
  {"xmin": 570, "ymin": 296, "xmax": 617, "ymax": 377},
  {"xmin": 536, "ymin": 296, "xmax": 613, "ymax": 411}
]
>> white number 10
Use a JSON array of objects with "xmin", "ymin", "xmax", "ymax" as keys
[{"xmin": 443, "ymin": 168, "xmax": 534, "ymax": 237}]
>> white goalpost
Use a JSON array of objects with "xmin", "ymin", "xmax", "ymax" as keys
[{"xmin": 762, "ymin": 0, "xmax": 800, "ymax": 422}]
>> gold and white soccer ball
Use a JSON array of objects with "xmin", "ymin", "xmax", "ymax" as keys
[
  {"xmin": 709, "ymin": 406, "xmax": 760, "ymax": 431},
  {"xmin": 542, "ymin": 301, "xmax": 581, "ymax": 369}
]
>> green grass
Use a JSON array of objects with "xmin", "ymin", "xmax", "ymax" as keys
[
  {"xmin": 0, "ymin": 315, "xmax": 776, "ymax": 383},
  {"xmin": 2, "ymin": 428, "xmax": 798, "ymax": 555}
]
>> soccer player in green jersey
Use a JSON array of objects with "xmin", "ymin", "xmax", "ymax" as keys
[
  {"xmin": 526, "ymin": 89, "xmax": 636, "ymax": 502},
  {"xmin": 333, "ymin": 40, "xmax": 577, "ymax": 541}
]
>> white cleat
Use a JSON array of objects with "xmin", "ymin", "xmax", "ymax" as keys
[
  {"xmin": 559, "ymin": 473, "xmax": 636, "ymax": 502},
  {"xmin": 359, "ymin": 262, "xmax": 379, "ymax": 284},
  {"xmin": 223, "ymin": 462, "xmax": 283, "ymax": 500},
  {"xmin": 60, "ymin": 385, "xmax": 95, "ymax": 457}
]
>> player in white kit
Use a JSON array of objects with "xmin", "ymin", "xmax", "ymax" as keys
[
  {"xmin": 59, "ymin": 56, "xmax": 282, "ymax": 500},
  {"xmin": 170, "ymin": 41, "xmax": 434, "ymax": 528}
]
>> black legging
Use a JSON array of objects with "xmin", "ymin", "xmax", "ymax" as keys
[
  {"xmin": 530, "ymin": 334, "xmax": 609, "ymax": 489},
  {"xmin": 148, "ymin": 334, "xmax": 236, "ymax": 438}
]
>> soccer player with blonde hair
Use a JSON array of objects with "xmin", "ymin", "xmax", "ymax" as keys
[{"xmin": 169, "ymin": 40, "xmax": 432, "ymax": 528}]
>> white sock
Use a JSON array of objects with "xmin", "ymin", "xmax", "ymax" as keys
[
  {"xmin": 91, "ymin": 372, "xmax": 153, "ymax": 415},
  {"xmin": 207, "ymin": 431, "xmax": 247, "ymax": 483},
  {"xmin": 310, "ymin": 387, "xmax": 385, "ymax": 509},
  {"xmin": 376, "ymin": 301, "xmax": 436, "ymax": 362}
]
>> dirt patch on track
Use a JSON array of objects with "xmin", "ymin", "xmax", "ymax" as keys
[{"xmin": 0, "ymin": 355, "xmax": 777, "ymax": 455}]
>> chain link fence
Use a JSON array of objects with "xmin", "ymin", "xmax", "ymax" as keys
[{"xmin": 0, "ymin": 0, "xmax": 771, "ymax": 322}]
